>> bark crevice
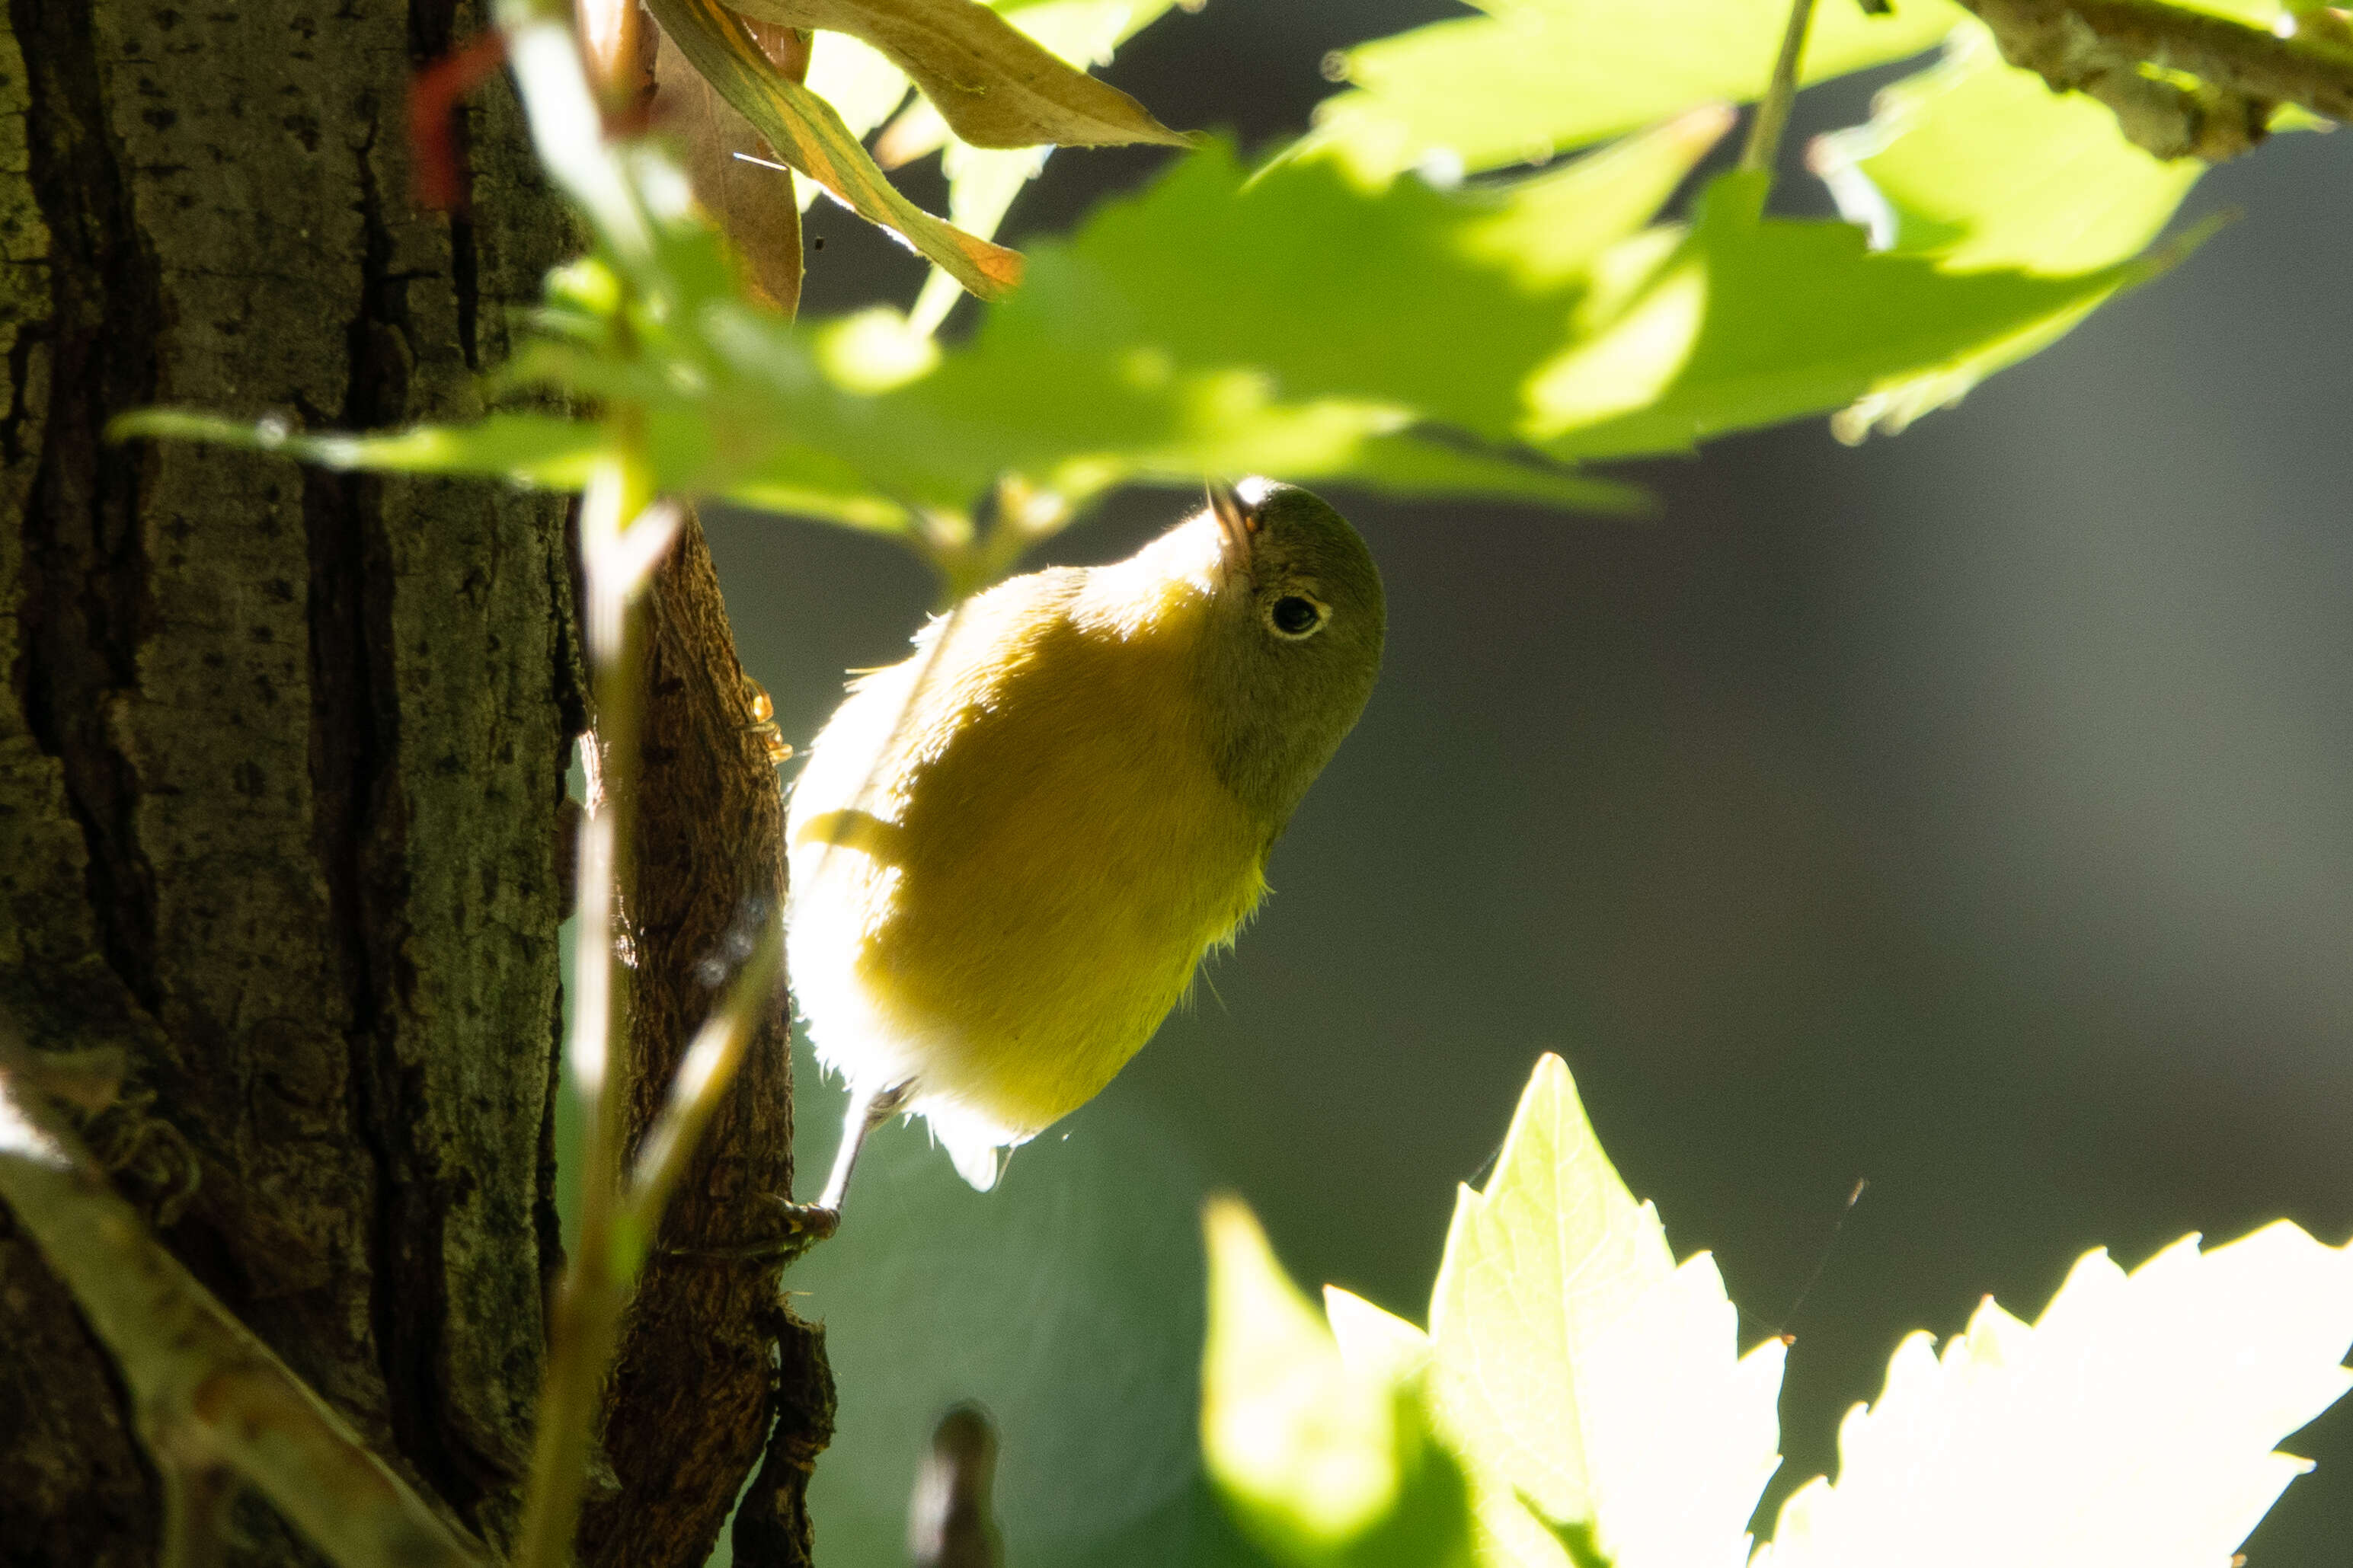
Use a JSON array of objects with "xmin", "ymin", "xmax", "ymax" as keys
[
  {"xmin": 11, "ymin": 0, "xmax": 169, "ymax": 1024},
  {"xmin": 1, "ymin": 0, "xmax": 582, "ymax": 1556}
]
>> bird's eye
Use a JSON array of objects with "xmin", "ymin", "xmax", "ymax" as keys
[{"xmin": 1267, "ymin": 594, "xmax": 1326, "ymax": 639}]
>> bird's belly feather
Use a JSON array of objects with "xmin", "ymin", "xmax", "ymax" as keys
[{"xmin": 787, "ymin": 602, "xmax": 1264, "ymax": 1144}]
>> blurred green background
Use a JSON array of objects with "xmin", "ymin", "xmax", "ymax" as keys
[{"xmin": 677, "ymin": 3, "xmax": 2353, "ymax": 1561}]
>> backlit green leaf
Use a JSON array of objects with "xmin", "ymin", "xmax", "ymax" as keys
[
  {"xmin": 1304, "ymin": 0, "xmax": 1961, "ymax": 181},
  {"xmin": 823, "ymin": 121, "xmax": 1718, "ymax": 539},
  {"xmin": 1529, "ymin": 172, "xmax": 2170, "ymax": 459},
  {"xmin": 1809, "ymin": 20, "xmax": 2203, "ymax": 275},
  {"xmin": 125, "ymin": 2, "xmax": 2242, "ymax": 583},
  {"xmin": 1202, "ymin": 1198, "xmax": 1475, "ymax": 1568},
  {"xmin": 1426, "ymin": 1053, "xmax": 1786, "ymax": 1568},
  {"xmin": 1753, "ymin": 1223, "xmax": 2353, "ymax": 1568},
  {"xmin": 1802, "ymin": 18, "xmax": 2210, "ymax": 439}
]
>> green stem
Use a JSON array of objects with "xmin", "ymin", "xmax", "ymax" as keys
[
  {"xmin": 514, "ymin": 449, "xmax": 673, "ymax": 1568},
  {"xmin": 1739, "ymin": 0, "xmax": 1823, "ymax": 175}
]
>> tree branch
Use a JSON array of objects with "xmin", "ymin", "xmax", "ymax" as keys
[
  {"xmin": 1959, "ymin": 0, "xmax": 2353, "ymax": 159},
  {"xmin": 581, "ymin": 508, "xmax": 836, "ymax": 1568},
  {"xmin": 0, "ymin": 1041, "xmax": 489, "ymax": 1568}
]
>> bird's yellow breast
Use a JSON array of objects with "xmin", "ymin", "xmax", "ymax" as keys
[{"xmin": 786, "ymin": 564, "xmax": 1268, "ymax": 1142}]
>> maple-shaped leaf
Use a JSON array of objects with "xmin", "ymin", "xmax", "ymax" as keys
[
  {"xmin": 1754, "ymin": 1222, "xmax": 2353, "ymax": 1568},
  {"xmin": 1427, "ymin": 1054, "xmax": 1786, "ymax": 1568}
]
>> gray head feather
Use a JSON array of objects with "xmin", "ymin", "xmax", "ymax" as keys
[{"xmin": 1197, "ymin": 481, "xmax": 1386, "ymax": 832}]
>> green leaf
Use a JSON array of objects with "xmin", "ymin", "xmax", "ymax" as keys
[
  {"xmin": 1535, "ymin": 1515, "xmax": 1615, "ymax": 1568},
  {"xmin": 1304, "ymin": 0, "xmax": 1962, "ymax": 182},
  {"xmin": 126, "ymin": 11, "xmax": 2226, "ymax": 580},
  {"xmin": 994, "ymin": 146, "xmax": 1600, "ymax": 439},
  {"xmin": 727, "ymin": 0, "xmax": 1192, "ymax": 148},
  {"xmin": 1425, "ymin": 1053, "xmax": 1786, "ymax": 1568},
  {"xmin": 646, "ymin": 0, "xmax": 1024, "ymax": 299},
  {"xmin": 1455, "ymin": 106, "xmax": 1736, "ymax": 292},
  {"xmin": 1201, "ymin": 1197, "xmax": 1476, "ymax": 1568},
  {"xmin": 1753, "ymin": 1223, "xmax": 2353, "ymax": 1568},
  {"xmin": 812, "ymin": 120, "xmax": 1718, "ymax": 541},
  {"xmin": 1810, "ymin": 20, "xmax": 2202, "ymax": 275},
  {"xmin": 1800, "ymin": 18, "xmax": 2210, "ymax": 440},
  {"xmin": 1527, "ymin": 171, "xmax": 2176, "ymax": 458},
  {"xmin": 1323, "ymin": 1287, "xmax": 1434, "ymax": 1388},
  {"xmin": 724, "ymin": 129, "xmax": 1703, "ymax": 573}
]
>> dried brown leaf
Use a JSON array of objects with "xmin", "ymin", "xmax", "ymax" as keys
[
  {"xmin": 723, "ymin": 0, "xmax": 1194, "ymax": 149},
  {"xmin": 654, "ymin": 20, "xmax": 807, "ymax": 314},
  {"xmin": 645, "ymin": 0, "xmax": 1024, "ymax": 299}
]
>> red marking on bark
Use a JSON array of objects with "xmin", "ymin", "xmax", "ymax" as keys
[{"xmin": 408, "ymin": 34, "xmax": 510, "ymax": 212}]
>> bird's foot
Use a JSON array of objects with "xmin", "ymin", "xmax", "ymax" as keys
[{"xmin": 655, "ymin": 1193, "xmax": 840, "ymax": 1266}]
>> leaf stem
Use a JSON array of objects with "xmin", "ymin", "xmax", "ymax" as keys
[
  {"xmin": 501, "ymin": 11, "xmax": 654, "ymax": 263},
  {"xmin": 1740, "ymin": 0, "xmax": 1823, "ymax": 175},
  {"xmin": 514, "ymin": 449, "xmax": 681, "ymax": 1568}
]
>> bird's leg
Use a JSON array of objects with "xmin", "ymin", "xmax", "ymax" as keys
[
  {"xmin": 660, "ymin": 1193, "xmax": 839, "ymax": 1265},
  {"xmin": 815, "ymin": 1078, "xmax": 913, "ymax": 1215},
  {"xmin": 652, "ymin": 1081, "xmax": 913, "ymax": 1266}
]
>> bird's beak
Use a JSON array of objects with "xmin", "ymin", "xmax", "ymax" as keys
[{"xmin": 1207, "ymin": 479, "xmax": 1256, "ymax": 570}]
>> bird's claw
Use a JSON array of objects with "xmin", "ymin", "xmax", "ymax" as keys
[{"xmin": 654, "ymin": 1193, "xmax": 840, "ymax": 1266}]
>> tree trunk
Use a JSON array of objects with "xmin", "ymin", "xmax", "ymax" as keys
[{"xmin": 0, "ymin": 0, "xmax": 830, "ymax": 1562}]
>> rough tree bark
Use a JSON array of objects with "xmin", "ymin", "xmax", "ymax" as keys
[
  {"xmin": 580, "ymin": 512, "xmax": 832, "ymax": 1568},
  {"xmin": 0, "ymin": 0, "xmax": 830, "ymax": 1562}
]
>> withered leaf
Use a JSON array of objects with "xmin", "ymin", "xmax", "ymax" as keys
[
  {"xmin": 644, "ymin": 0, "xmax": 1025, "ymax": 299},
  {"xmin": 654, "ymin": 19, "xmax": 807, "ymax": 315},
  {"xmin": 722, "ymin": 0, "xmax": 1194, "ymax": 150}
]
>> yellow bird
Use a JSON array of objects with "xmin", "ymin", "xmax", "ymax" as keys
[{"xmin": 788, "ymin": 479, "xmax": 1384, "ymax": 1206}]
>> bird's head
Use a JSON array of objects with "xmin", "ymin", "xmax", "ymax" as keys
[{"xmin": 1194, "ymin": 478, "xmax": 1386, "ymax": 829}]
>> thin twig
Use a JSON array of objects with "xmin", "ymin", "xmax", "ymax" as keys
[
  {"xmin": 1741, "ymin": 0, "xmax": 1824, "ymax": 174},
  {"xmin": 0, "ymin": 1039, "xmax": 489, "ymax": 1568},
  {"xmin": 515, "ymin": 461, "xmax": 683, "ymax": 1568}
]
